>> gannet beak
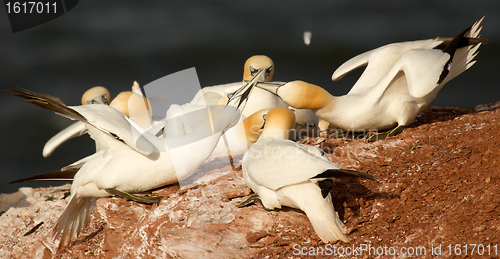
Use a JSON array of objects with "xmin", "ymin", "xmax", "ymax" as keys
[
  {"xmin": 227, "ymin": 68, "xmax": 268, "ymax": 109},
  {"xmin": 254, "ymin": 81, "xmax": 284, "ymax": 95}
]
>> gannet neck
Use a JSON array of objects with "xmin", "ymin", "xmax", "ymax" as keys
[
  {"xmin": 110, "ymin": 92, "xmax": 133, "ymax": 116},
  {"xmin": 279, "ymin": 81, "xmax": 336, "ymax": 111},
  {"xmin": 243, "ymin": 55, "xmax": 274, "ymax": 82},
  {"xmin": 109, "ymin": 91, "xmax": 152, "ymax": 129},
  {"xmin": 81, "ymin": 86, "xmax": 110, "ymax": 105},
  {"xmin": 260, "ymin": 107, "xmax": 295, "ymax": 140}
]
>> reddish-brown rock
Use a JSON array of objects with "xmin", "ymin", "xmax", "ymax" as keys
[{"xmin": 1, "ymin": 103, "xmax": 499, "ymax": 258}]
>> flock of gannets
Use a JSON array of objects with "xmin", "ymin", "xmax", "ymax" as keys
[{"xmin": 6, "ymin": 17, "xmax": 486, "ymax": 250}]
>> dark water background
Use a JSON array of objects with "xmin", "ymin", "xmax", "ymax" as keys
[{"xmin": 1, "ymin": 1, "xmax": 499, "ymax": 194}]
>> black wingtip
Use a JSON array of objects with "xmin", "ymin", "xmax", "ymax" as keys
[
  {"xmin": 9, "ymin": 170, "xmax": 76, "ymax": 184},
  {"xmin": 318, "ymin": 179, "xmax": 334, "ymax": 198},
  {"xmin": 313, "ymin": 169, "xmax": 377, "ymax": 181}
]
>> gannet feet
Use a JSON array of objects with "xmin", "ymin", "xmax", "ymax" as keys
[
  {"xmin": 236, "ymin": 194, "xmax": 272, "ymax": 211},
  {"xmin": 365, "ymin": 125, "xmax": 406, "ymax": 142},
  {"xmin": 105, "ymin": 188, "xmax": 162, "ymax": 204}
]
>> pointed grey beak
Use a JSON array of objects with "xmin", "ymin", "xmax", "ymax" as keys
[
  {"xmin": 227, "ymin": 68, "xmax": 268, "ymax": 109},
  {"xmin": 254, "ymin": 81, "xmax": 284, "ymax": 95}
]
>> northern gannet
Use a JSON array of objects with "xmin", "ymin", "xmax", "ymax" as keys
[
  {"xmin": 256, "ymin": 17, "xmax": 487, "ymax": 141},
  {"xmin": 237, "ymin": 107, "xmax": 376, "ymax": 243},
  {"xmin": 188, "ymin": 55, "xmax": 288, "ymax": 117},
  {"xmin": 43, "ymin": 82, "xmax": 152, "ymax": 157},
  {"xmin": 188, "ymin": 55, "xmax": 319, "ymax": 132},
  {"xmin": 166, "ymin": 56, "xmax": 319, "ymax": 159},
  {"xmin": 6, "ymin": 85, "xmax": 246, "ymax": 250}
]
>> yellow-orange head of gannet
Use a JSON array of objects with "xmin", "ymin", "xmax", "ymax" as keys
[
  {"xmin": 110, "ymin": 91, "xmax": 152, "ymax": 129},
  {"xmin": 259, "ymin": 107, "xmax": 295, "ymax": 140},
  {"xmin": 81, "ymin": 86, "xmax": 111, "ymax": 105},
  {"xmin": 243, "ymin": 55, "xmax": 274, "ymax": 82},
  {"xmin": 242, "ymin": 108, "xmax": 269, "ymax": 147}
]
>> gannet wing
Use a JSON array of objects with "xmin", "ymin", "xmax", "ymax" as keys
[
  {"xmin": 6, "ymin": 86, "xmax": 159, "ymax": 157},
  {"xmin": 9, "ymin": 170, "xmax": 76, "ymax": 184},
  {"xmin": 244, "ymin": 140, "xmax": 371, "ymax": 190},
  {"xmin": 376, "ymin": 21, "xmax": 484, "ymax": 99},
  {"xmin": 43, "ymin": 121, "xmax": 87, "ymax": 157},
  {"xmin": 9, "ymin": 151, "xmax": 102, "ymax": 184},
  {"xmin": 332, "ymin": 39, "xmax": 441, "ymax": 95}
]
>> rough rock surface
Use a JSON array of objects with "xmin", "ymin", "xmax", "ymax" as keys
[{"xmin": 1, "ymin": 103, "xmax": 499, "ymax": 258}]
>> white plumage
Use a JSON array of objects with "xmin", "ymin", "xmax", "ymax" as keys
[
  {"xmin": 7, "ymin": 86, "xmax": 243, "ymax": 249},
  {"xmin": 256, "ymin": 18, "xmax": 486, "ymax": 139},
  {"xmin": 240, "ymin": 107, "xmax": 375, "ymax": 243}
]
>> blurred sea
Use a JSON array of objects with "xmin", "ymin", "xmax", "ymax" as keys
[{"xmin": 1, "ymin": 1, "xmax": 499, "ymax": 194}]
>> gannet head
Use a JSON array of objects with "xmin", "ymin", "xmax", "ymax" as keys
[
  {"xmin": 243, "ymin": 108, "xmax": 270, "ymax": 146},
  {"xmin": 109, "ymin": 92, "xmax": 150, "ymax": 116},
  {"xmin": 257, "ymin": 80, "xmax": 334, "ymax": 111},
  {"xmin": 81, "ymin": 86, "xmax": 111, "ymax": 105},
  {"xmin": 227, "ymin": 68, "xmax": 269, "ymax": 110},
  {"xmin": 111, "ymin": 91, "xmax": 152, "ymax": 129},
  {"xmin": 243, "ymin": 55, "xmax": 274, "ymax": 82},
  {"xmin": 261, "ymin": 107, "xmax": 295, "ymax": 140}
]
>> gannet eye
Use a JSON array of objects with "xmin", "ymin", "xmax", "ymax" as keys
[
  {"xmin": 249, "ymin": 66, "xmax": 257, "ymax": 75},
  {"xmin": 88, "ymin": 94, "xmax": 108, "ymax": 104},
  {"xmin": 227, "ymin": 93, "xmax": 234, "ymax": 99},
  {"xmin": 260, "ymin": 114, "xmax": 267, "ymax": 129}
]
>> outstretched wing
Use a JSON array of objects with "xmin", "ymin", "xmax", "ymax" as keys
[
  {"xmin": 6, "ymin": 86, "xmax": 160, "ymax": 158},
  {"xmin": 332, "ymin": 39, "xmax": 441, "ymax": 95}
]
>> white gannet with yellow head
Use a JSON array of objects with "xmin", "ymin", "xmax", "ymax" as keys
[
  {"xmin": 188, "ymin": 55, "xmax": 288, "ymax": 117},
  {"xmin": 42, "ymin": 82, "xmax": 152, "ymax": 157},
  {"xmin": 238, "ymin": 107, "xmax": 376, "ymax": 243},
  {"xmin": 6, "ymin": 84, "xmax": 247, "ymax": 250},
  {"xmin": 166, "ymin": 56, "xmax": 319, "ymax": 158},
  {"xmin": 256, "ymin": 18, "xmax": 486, "ymax": 141}
]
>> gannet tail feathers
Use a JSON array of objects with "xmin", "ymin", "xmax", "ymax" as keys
[
  {"xmin": 438, "ymin": 17, "xmax": 485, "ymax": 85},
  {"xmin": 307, "ymin": 194, "xmax": 349, "ymax": 243},
  {"xmin": 283, "ymin": 184, "xmax": 349, "ymax": 242},
  {"xmin": 314, "ymin": 169, "xmax": 377, "ymax": 181},
  {"xmin": 9, "ymin": 170, "xmax": 76, "ymax": 184},
  {"xmin": 53, "ymin": 196, "xmax": 97, "ymax": 251}
]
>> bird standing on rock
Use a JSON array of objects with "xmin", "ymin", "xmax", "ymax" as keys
[
  {"xmin": 237, "ymin": 107, "xmax": 376, "ymax": 243},
  {"xmin": 256, "ymin": 17, "xmax": 487, "ymax": 141},
  {"xmin": 6, "ymin": 84, "xmax": 250, "ymax": 250}
]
